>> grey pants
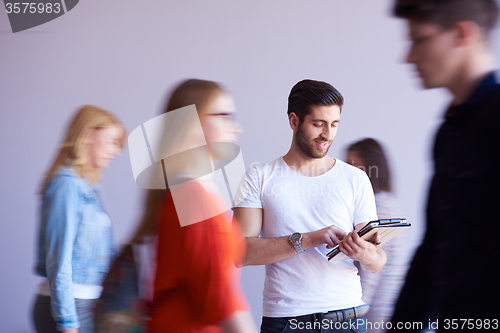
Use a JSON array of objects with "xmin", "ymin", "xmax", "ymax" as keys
[{"xmin": 32, "ymin": 294, "xmax": 97, "ymax": 333}]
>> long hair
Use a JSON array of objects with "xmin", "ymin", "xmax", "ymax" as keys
[
  {"xmin": 347, "ymin": 138, "xmax": 392, "ymax": 193},
  {"xmin": 131, "ymin": 79, "xmax": 227, "ymax": 244},
  {"xmin": 41, "ymin": 105, "xmax": 124, "ymax": 191}
]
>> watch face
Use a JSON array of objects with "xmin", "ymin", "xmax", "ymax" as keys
[{"xmin": 290, "ymin": 233, "xmax": 302, "ymax": 244}]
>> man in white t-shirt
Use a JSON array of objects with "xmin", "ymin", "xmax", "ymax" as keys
[{"xmin": 233, "ymin": 79, "xmax": 387, "ymax": 332}]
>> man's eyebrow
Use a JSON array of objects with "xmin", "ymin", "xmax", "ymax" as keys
[{"xmin": 311, "ymin": 119, "xmax": 340, "ymax": 122}]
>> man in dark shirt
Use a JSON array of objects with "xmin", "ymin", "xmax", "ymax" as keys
[{"xmin": 390, "ymin": 1, "xmax": 500, "ymax": 331}]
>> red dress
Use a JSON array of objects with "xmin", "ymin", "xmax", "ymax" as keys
[{"xmin": 149, "ymin": 181, "xmax": 249, "ymax": 333}]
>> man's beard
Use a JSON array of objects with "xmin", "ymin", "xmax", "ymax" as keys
[{"xmin": 295, "ymin": 124, "xmax": 332, "ymax": 159}]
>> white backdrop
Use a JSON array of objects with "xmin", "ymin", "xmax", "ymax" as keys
[{"xmin": 1, "ymin": 1, "xmax": 498, "ymax": 331}]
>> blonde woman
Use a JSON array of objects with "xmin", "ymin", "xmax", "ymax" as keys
[{"xmin": 33, "ymin": 106, "xmax": 125, "ymax": 333}]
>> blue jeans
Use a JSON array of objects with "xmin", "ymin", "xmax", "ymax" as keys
[{"xmin": 261, "ymin": 315, "xmax": 367, "ymax": 333}]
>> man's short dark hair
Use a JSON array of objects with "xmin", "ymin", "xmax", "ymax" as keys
[
  {"xmin": 392, "ymin": 0, "xmax": 499, "ymax": 33},
  {"xmin": 287, "ymin": 79, "xmax": 344, "ymax": 123}
]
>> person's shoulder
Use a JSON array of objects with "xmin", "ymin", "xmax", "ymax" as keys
[
  {"xmin": 52, "ymin": 166, "xmax": 76, "ymax": 178},
  {"xmin": 333, "ymin": 159, "xmax": 367, "ymax": 178},
  {"xmin": 476, "ymin": 83, "xmax": 500, "ymax": 125},
  {"xmin": 250, "ymin": 157, "xmax": 283, "ymax": 171},
  {"xmin": 483, "ymin": 84, "xmax": 500, "ymax": 102},
  {"xmin": 169, "ymin": 179, "xmax": 210, "ymax": 200},
  {"xmin": 488, "ymin": 86, "xmax": 500, "ymax": 110},
  {"xmin": 477, "ymin": 74, "xmax": 500, "ymax": 106},
  {"xmin": 245, "ymin": 157, "xmax": 284, "ymax": 178},
  {"xmin": 46, "ymin": 167, "xmax": 78, "ymax": 187},
  {"xmin": 44, "ymin": 167, "xmax": 88, "ymax": 197}
]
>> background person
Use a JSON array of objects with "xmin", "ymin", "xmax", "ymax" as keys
[
  {"xmin": 33, "ymin": 105, "xmax": 125, "ymax": 333},
  {"xmin": 390, "ymin": 0, "xmax": 500, "ymax": 330},
  {"xmin": 346, "ymin": 138, "xmax": 409, "ymax": 333}
]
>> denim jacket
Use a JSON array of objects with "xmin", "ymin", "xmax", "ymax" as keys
[{"xmin": 35, "ymin": 167, "xmax": 115, "ymax": 330}]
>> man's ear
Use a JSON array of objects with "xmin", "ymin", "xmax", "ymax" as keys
[
  {"xmin": 289, "ymin": 112, "xmax": 300, "ymax": 131},
  {"xmin": 453, "ymin": 20, "xmax": 483, "ymax": 47}
]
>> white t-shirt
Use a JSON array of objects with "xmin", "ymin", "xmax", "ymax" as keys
[{"xmin": 233, "ymin": 157, "xmax": 377, "ymax": 317}]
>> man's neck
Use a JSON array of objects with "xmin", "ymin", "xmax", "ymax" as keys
[
  {"xmin": 447, "ymin": 51, "xmax": 496, "ymax": 105},
  {"xmin": 282, "ymin": 148, "xmax": 335, "ymax": 177}
]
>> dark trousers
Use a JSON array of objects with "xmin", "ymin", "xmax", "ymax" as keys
[
  {"xmin": 261, "ymin": 315, "xmax": 367, "ymax": 333},
  {"xmin": 32, "ymin": 294, "xmax": 97, "ymax": 333}
]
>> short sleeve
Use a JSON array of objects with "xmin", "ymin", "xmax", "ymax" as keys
[{"xmin": 232, "ymin": 166, "xmax": 262, "ymax": 209}]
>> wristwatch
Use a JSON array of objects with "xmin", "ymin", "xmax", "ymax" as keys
[{"xmin": 289, "ymin": 232, "xmax": 304, "ymax": 253}]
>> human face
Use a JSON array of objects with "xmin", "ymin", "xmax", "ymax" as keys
[
  {"xmin": 405, "ymin": 20, "xmax": 461, "ymax": 89},
  {"xmin": 199, "ymin": 92, "xmax": 241, "ymax": 145},
  {"xmin": 346, "ymin": 150, "xmax": 365, "ymax": 171},
  {"xmin": 294, "ymin": 104, "xmax": 340, "ymax": 159},
  {"xmin": 87, "ymin": 125, "xmax": 123, "ymax": 169}
]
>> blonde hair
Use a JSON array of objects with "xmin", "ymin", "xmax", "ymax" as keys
[{"xmin": 41, "ymin": 105, "xmax": 125, "ymax": 190}]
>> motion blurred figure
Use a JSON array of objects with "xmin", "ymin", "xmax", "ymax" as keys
[
  {"xmin": 33, "ymin": 106, "xmax": 125, "ymax": 333},
  {"xmin": 346, "ymin": 138, "xmax": 408, "ymax": 333},
  {"xmin": 391, "ymin": 0, "xmax": 500, "ymax": 330},
  {"xmin": 134, "ymin": 79, "xmax": 257, "ymax": 333}
]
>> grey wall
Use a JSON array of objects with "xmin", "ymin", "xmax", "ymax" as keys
[{"xmin": 1, "ymin": 0, "xmax": 498, "ymax": 331}]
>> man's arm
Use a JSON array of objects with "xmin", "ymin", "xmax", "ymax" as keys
[
  {"xmin": 338, "ymin": 224, "xmax": 387, "ymax": 273},
  {"xmin": 233, "ymin": 207, "xmax": 346, "ymax": 266}
]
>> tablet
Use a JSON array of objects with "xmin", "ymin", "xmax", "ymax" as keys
[{"xmin": 326, "ymin": 218, "xmax": 410, "ymax": 261}]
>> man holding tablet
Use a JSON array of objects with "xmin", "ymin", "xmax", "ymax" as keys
[{"xmin": 233, "ymin": 79, "xmax": 387, "ymax": 332}]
